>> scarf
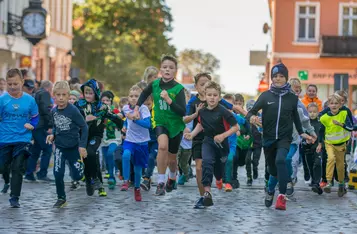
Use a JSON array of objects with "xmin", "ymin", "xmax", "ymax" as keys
[{"xmin": 269, "ymin": 83, "xmax": 291, "ymax": 96}]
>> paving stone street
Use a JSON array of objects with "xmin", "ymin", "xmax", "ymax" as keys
[{"xmin": 1, "ymin": 158, "xmax": 357, "ymax": 234}]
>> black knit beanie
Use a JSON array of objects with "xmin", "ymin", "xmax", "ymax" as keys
[{"xmin": 271, "ymin": 63, "xmax": 289, "ymax": 81}]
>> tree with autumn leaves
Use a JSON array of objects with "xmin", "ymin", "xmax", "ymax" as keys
[{"xmin": 72, "ymin": 0, "xmax": 175, "ymax": 94}]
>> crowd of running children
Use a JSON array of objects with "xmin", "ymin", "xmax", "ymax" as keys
[{"xmin": 0, "ymin": 55, "xmax": 355, "ymax": 210}]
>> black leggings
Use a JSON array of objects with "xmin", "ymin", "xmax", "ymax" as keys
[
  {"xmin": 264, "ymin": 140, "xmax": 289, "ymax": 194},
  {"xmin": 232, "ymin": 147, "xmax": 248, "ymax": 180},
  {"xmin": 84, "ymin": 137, "xmax": 102, "ymax": 181},
  {"xmin": 303, "ymin": 146, "xmax": 322, "ymax": 186},
  {"xmin": 245, "ymin": 147, "xmax": 261, "ymax": 177}
]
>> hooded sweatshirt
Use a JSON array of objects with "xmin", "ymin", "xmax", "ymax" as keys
[
  {"xmin": 301, "ymin": 94, "xmax": 323, "ymax": 112},
  {"xmin": 291, "ymin": 107, "xmax": 316, "ymax": 145},
  {"xmin": 75, "ymin": 79, "xmax": 123, "ymax": 139}
]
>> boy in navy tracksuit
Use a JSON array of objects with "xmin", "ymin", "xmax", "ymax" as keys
[{"xmin": 47, "ymin": 81, "xmax": 88, "ymax": 208}]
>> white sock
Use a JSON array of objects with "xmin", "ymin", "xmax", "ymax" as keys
[
  {"xmin": 169, "ymin": 171, "xmax": 176, "ymax": 180},
  {"xmin": 158, "ymin": 174, "xmax": 166, "ymax": 184}
]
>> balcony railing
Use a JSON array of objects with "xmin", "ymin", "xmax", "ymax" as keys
[{"xmin": 320, "ymin": 36, "xmax": 357, "ymax": 57}]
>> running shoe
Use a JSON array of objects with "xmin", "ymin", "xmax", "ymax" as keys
[
  {"xmin": 194, "ymin": 197, "xmax": 205, "ymax": 209},
  {"xmin": 134, "ymin": 188, "xmax": 142, "ymax": 201},
  {"xmin": 104, "ymin": 174, "xmax": 110, "ymax": 179},
  {"xmin": 216, "ymin": 179, "xmax": 223, "ymax": 190},
  {"xmin": 264, "ymin": 191, "xmax": 275, "ymax": 208},
  {"xmin": 93, "ymin": 178, "xmax": 102, "ymax": 190},
  {"xmin": 121, "ymin": 182, "xmax": 129, "ymax": 191},
  {"xmin": 155, "ymin": 183, "xmax": 165, "ymax": 196},
  {"xmin": 311, "ymin": 184, "xmax": 323, "ymax": 195},
  {"xmin": 178, "ymin": 175, "xmax": 187, "ymax": 185},
  {"xmin": 275, "ymin": 194, "xmax": 287, "ymax": 210},
  {"xmin": 86, "ymin": 179, "xmax": 95, "ymax": 196},
  {"xmin": 165, "ymin": 179, "xmax": 176, "ymax": 193},
  {"xmin": 224, "ymin": 183, "xmax": 233, "ymax": 192},
  {"xmin": 253, "ymin": 168, "xmax": 258, "ymax": 180},
  {"xmin": 9, "ymin": 196, "xmax": 20, "ymax": 208},
  {"xmin": 1, "ymin": 183, "xmax": 10, "ymax": 194},
  {"xmin": 108, "ymin": 178, "xmax": 116, "ymax": 190},
  {"xmin": 140, "ymin": 178, "xmax": 151, "ymax": 191},
  {"xmin": 98, "ymin": 187, "xmax": 107, "ymax": 197},
  {"xmin": 24, "ymin": 174, "xmax": 37, "ymax": 183},
  {"xmin": 319, "ymin": 181, "xmax": 327, "ymax": 188},
  {"xmin": 70, "ymin": 181, "xmax": 80, "ymax": 191},
  {"xmin": 247, "ymin": 177, "xmax": 253, "ymax": 187},
  {"xmin": 338, "ymin": 184, "xmax": 347, "ymax": 197},
  {"xmin": 323, "ymin": 182, "xmax": 332, "ymax": 193},
  {"xmin": 286, "ymin": 182, "xmax": 295, "ymax": 197},
  {"xmin": 231, "ymin": 179, "xmax": 240, "ymax": 189},
  {"xmin": 53, "ymin": 199, "xmax": 67, "ymax": 208},
  {"xmin": 203, "ymin": 191, "xmax": 213, "ymax": 207}
]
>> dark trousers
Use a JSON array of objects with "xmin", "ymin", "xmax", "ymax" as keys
[
  {"xmin": 0, "ymin": 143, "xmax": 30, "ymax": 198},
  {"xmin": 201, "ymin": 139, "xmax": 227, "ymax": 187},
  {"xmin": 245, "ymin": 147, "xmax": 261, "ymax": 177},
  {"xmin": 264, "ymin": 140, "xmax": 289, "ymax": 194},
  {"xmin": 232, "ymin": 147, "xmax": 248, "ymax": 180},
  {"xmin": 303, "ymin": 145, "xmax": 322, "ymax": 186},
  {"xmin": 301, "ymin": 144, "xmax": 310, "ymax": 181},
  {"xmin": 54, "ymin": 146, "xmax": 84, "ymax": 199},
  {"xmin": 84, "ymin": 137, "xmax": 102, "ymax": 181},
  {"xmin": 321, "ymin": 148, "xmax": 327, "ymax": 182},
  {"xmin": 26, "ymin": 128, "xmax": 52, "ymax": 178}
]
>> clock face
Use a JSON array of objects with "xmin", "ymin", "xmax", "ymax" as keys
[{"xmin": 22, "ymin": 13, "xmax": 45, "ymax": 36}]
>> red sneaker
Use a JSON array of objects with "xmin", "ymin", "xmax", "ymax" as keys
[
  {"xmin": 275, "ymin": 194, "xmax": 287, "ymax": 210},
  {"xmin": 134, "ymin": 188, "xmax": 142, "ymax": 201},
  {"xmin": 121, "ymin": 182, "xmax": 129, "ymax": 191},
  {"xmin": 320, "ymin": 181, "xmax": 327, "ymax": 188},
  {"xmin": 216, "ymin": 179, "xmax": 223, "ymax": 190}
]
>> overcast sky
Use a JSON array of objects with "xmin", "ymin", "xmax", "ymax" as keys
[{"xmin": 166, "ymin": 0, "xmax": 271, "ymax": 95}]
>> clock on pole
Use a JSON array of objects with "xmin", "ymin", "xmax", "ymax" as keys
[{"xmin": 21, "ymin": 0, "xmax": 50, "ymax": 46}]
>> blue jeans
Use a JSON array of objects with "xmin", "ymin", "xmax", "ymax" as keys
[
  {"xmin": 286, "ymin": 144, "xmax": 298, "ymax": 178},
  {"xmin": 26, "ymin": 128, "xmax": 52, "ymax": 178},
  {"xmin": 54, "ymin": 146, "xmax": 83, "ymax": 199},
  {"xmin": 102, "ymin": 143, "xmax": 118, "ymax": 180},
  {"xmin": 144, "ymin": 141, "xmax": 158, "ymax": 178}
]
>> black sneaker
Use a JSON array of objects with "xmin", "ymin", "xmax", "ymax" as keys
[
  {"xmin": 231, "ymin": 179, "xmax": 240, "ymax": 189},
  {"xmin": 93, "ymin": 178, "xmax": 102, "ymax": 190},
  {"xmin": 140, "ymin": 178, "xmax": 151, "ymax": 191},
  {"xmin": 311, "ymin": 184, "xmax": 323, "ymax": 195},
  {"xmin": 265, "ymin": 191, "xmax": 275, "ymax": 208},
  {"xmin": 70, "ymin": 181, "xmax": 80, "ymax": 191},
  {"xmin": 286, "ymin": 182, "xmax": 295, "ymax": 197},
  {"xmin": 304, "ymin": 174, "xmax": 311, "ymax": 182},
  {"xmin": 37, "ymin": 176, "xmax": 54, "ymax": 183},
  {"xmin": 155, "ymin": 183, "xmax": 165, "ymax": 196},
  {"xmin": 1, "ymin": 183, "xmax": 10, "ymax": 194},
  {"xmin": 24, "ymin": 174, "xmax": 37, "ymax": 183},
  {"xmin": 253, "ymin": 168, "xmax": 258, "ymax": 180},
  {"xmin": 338, "ymin": 184, "xmax": 347, "ymax": 197},
  {"xmin": 188, "ymin": 167, "xmax": 195, "ymax": 179},
  {"xmin": 9, "ymin": 196, "xmax": 20, "ymax": 208},
  {"xmin": 203, "ymin": 192, "xmax": 214, "ymax": 207},
  {"xmin": 53, "ymin": 199, "xmax": 67, "ymax": 208},
  {"xmin": 247, "ymin": 177, "xmax": 253, "ymax": 186},
  {"xmin": 165, "ymin": 179, "xmax": 176, "ymax": 193},
  {"xmin": 193, "ymin": 197, "xmax": 205, "ymax": 209},
  {"xmin": 86, "ymin": 179, "xmax": 95, "ymax": 196}
]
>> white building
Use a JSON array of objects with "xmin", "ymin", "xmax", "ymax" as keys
[{"xmin": 0, "ymin": 0, "xmax": 73, "ymax": 82}]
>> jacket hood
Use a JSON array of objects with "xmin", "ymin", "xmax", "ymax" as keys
[{"xmin": 81, "ymin": 79, "xmax": 101, "ymax": 101}]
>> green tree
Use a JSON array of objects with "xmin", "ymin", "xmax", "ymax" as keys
[
  {"xmin": 178, "ymin": 49, "xmax": 220, "ymax": 81},
  {"xmin": 72, "ymin": 0, "xmax": 176, "ymax": 94}
]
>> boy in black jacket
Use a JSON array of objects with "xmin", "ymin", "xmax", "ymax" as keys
[
  {"xmin": 302, "ymin": 103, "xmax": 323, "ymax": 194},
  {"xmin": 76, "ymin": 79, "xmax": 123, "ymax": 197},
  {"xmin": 246, "ymin": 63, "xmax": 311, "ymax": 210}
]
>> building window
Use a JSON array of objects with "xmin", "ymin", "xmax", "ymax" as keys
[
  {"xmin": 295, "ymin": 2, "xmax": 320, "ymax": 42},
  {"xmin": 341, "ymin": 5, "xmax": 357, "ymax": 36}
]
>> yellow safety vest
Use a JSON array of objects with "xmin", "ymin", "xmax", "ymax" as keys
[{"xmin": 320, "ymin": 110, "xmax": 351, "ymax": 144}]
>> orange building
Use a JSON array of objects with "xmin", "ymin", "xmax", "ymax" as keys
[{"xmin": 267, "ymin": 0, "xmax": 357, "ymax": 109}]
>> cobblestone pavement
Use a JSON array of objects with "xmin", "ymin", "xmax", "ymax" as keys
[{"xmin": 1, "ymin": 159, "xmax": 357, "ymax": 234}]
